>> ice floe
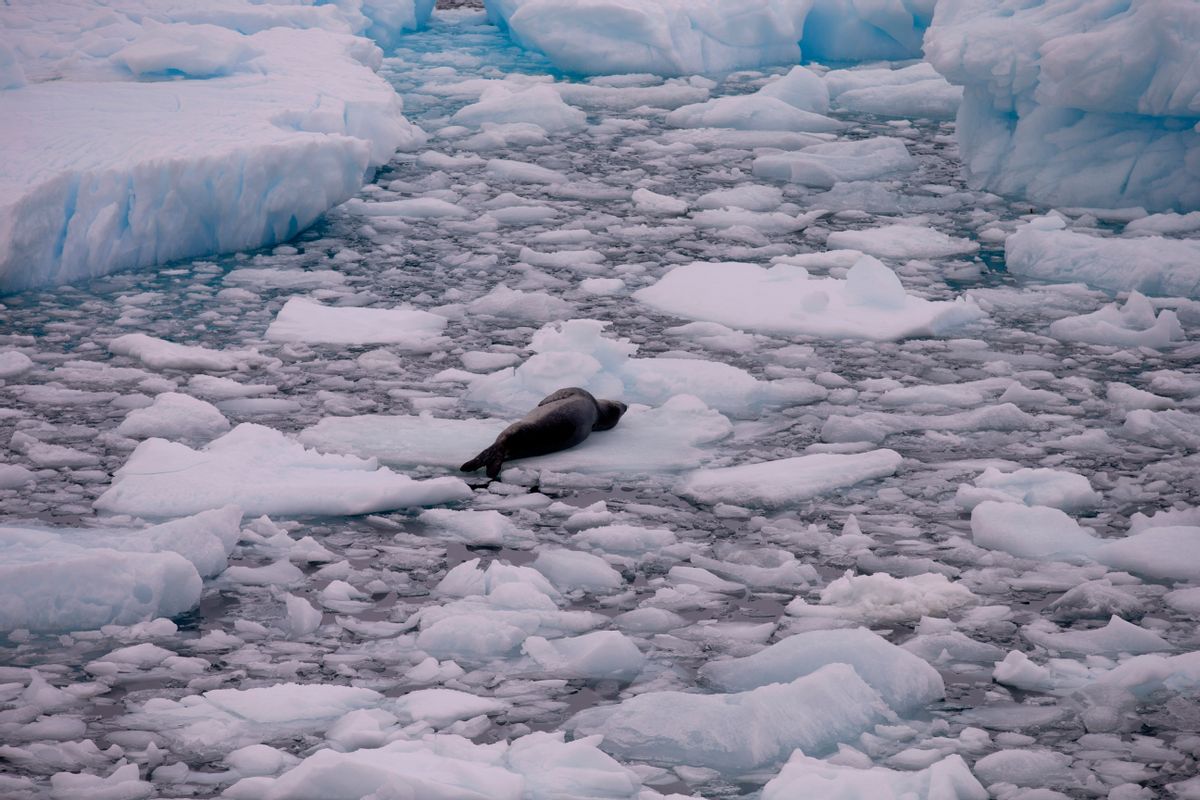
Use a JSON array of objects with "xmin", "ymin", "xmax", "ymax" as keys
[
  {"xmin": 635, "ymin": 256, "xmax": 982, "ymax": 341},
  {"xmin": 94, "ymin": 423, "xmax": 471, "ymax": 518}
]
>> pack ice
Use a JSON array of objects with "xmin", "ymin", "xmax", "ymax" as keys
[
  {"xmin": 0, "ymin": 0, "xmax": 432, "ymax": 292},
  {"xmin": 926, "ymin": 0, "xmax": 1200, "ymax": 212}
]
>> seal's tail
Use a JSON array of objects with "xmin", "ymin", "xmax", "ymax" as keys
[{"xmin": 460, "ymin": 444, "xmax": 505, "ymax": 479}]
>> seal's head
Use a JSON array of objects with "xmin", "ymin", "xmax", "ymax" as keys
[{"xmin": 592, "ymin": 399, "xmax": 628, "ymax": 431}]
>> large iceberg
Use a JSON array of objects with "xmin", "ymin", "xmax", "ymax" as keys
[
  {"xmin": 0, "ymin": 0, "xmax": 431, "ymax": 293},
  {"xmin": 926, "ymin": 0, "xmax": 1200, "ymax": 212},
  {"xmin": 485, "ymin": 0, "xmax": 936, "ymax": 77}
]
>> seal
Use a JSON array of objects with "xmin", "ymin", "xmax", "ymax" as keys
[{"xmin": 461, "ymin": 387, "xmax": 628, "ymax": 479}]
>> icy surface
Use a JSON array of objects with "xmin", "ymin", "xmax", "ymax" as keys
[{"xmin": 2, "ymin": 6, "xmax": 1200, "ymax": 800}]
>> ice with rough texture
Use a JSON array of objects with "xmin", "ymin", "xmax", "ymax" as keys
[
  {"xmin": 700, "ymin": 627, "xmax": 943, "ymax": 713},
  {"xmin": 0, "ymin": 0, "xmax": 429, "ymax": 292},
  {"xmin": 635, "ymin": 257, "xmax": 983, "ymax": 341},
  {"xmin": 94, "ymin": 423, "xmax": 471, "ymax": 518},
  {"xmin": 300, "ymin": 394, "xmax": 732, "ymax": 475},
  {"xmin": 0, "ymin": 507, "xmax": 240, "ymax": 631},
  {"xmin": 1006, "ymin": 216, "xmax": 1200, "ymax": 299},
  {"xmin": 568, "ymin": 663, "xmax": 894, "ymax": 772},
  {"xmin": 761, "ymin": 751, "xmax": 987, "ymax": 800},
  {"xmin": 955, "ymin": 466, "xmax": 1100, "ymax": 512},
  {"xmin": 679, "ymin": 449, "xmax": 903, "ymax": 510},
  {"xmin": 1049, "ymin": 290, "xmax": 1187, "ymax": 348},
  {"xmin": 926, "ymin": 0, "xmax": 1200, "ymax": 212},
  {"xmin": 788, "ymin": 571, "xmax": 977, "ymax": 623}
]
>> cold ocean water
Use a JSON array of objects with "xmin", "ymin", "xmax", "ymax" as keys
[{"xmin": 2, "ymin": 8, "xmax": 1199, "ymax": 800}]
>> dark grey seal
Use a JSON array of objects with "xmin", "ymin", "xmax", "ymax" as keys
[{"xmin": 460, "ymin": 387, "xmax": 628, "ymax": 479}]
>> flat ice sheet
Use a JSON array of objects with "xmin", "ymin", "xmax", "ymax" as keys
[
  {"xmin": 265, "ymin": 297, "xmax": 449, "ymax": 348},
  {"xmin": 679, "ymin": 449, "xmax": 903, "ymax": 509}
]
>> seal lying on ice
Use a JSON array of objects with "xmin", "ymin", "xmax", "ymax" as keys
[{"xmin": 460, "ymin": 387, "xmax": 628, "ymax": 479}]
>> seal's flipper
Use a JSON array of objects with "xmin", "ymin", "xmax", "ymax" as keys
[{"xmin": 461, "ymin": 444, "xmax": 505, "ymax": 479}]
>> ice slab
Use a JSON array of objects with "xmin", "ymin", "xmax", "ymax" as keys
[
  {"xmin": 824, "ymin": 62, "xmax": 961, "ymax": 120},
  {"xmin": 122, "ymin": 683, "xmax": 382, "ymax": 758},
  {"xmin": 464, "ymin": 319, "xmax": 820, "ymax": 417},
  {"xmin": 700, "ymin": 627, "xmax": 943, "ymax": 713},
  {"xmin": 1024, "ymin": 616, "xmax": 1172, "ymax": 656},
  {"xmin": 752, "ymin": 138, "xmax": 916, "ymax": 188},
  {"xmin": 679, "ymin": 449, "xmax": 903, "ymax": 510},
  {"xmin": 226, "ymin": 731, "xmax": 641, "ymax": 800},
  {"xmin": 666, "ymin": 68, "xmax": 842, "ymax": 133},
  {"xmin": 300, "ymin": 395, "xmax": 731, "ymax": 476},
  {"xmin": 825, "ymin": 224, "xmax": 978, "ymax": 260},
  {"xmin": 109, "ymin": 333, "xmax": 269, "ymax": 373},
  {"xmin": 1049, "ymin": 291, "xmax": 1186, "ymax": 348},
  {"xmin": 634, "ymin": 257, "xmax": 982, "ymax": 341},
  {"xmin": 568, "ymin": 663, "xmax": 892, "ymax": 772},
  {"xmin": 522, "ymin": 630, "xmax": 645, "ymax": 680},
  {"xmin": 0, "ymin": 507, "xmax": 240, "ymax": 632},
  {"xmin": 955, "ymin": 467, "xmax": 1100, "ymax": 512},
  {"xmin": 762, "ymin": 751, "xmax": 986, "ymax": 800},
  {"xmin": 94, "ymin": 423, "xmax": 471, "ymax": 518},
  {"xmin": 116, "ymin": 391, "xmax": 230, "ymax": 444},
  {"xmin": 1006, "ymin": 216, "xmax": 1200, "ymax": 298},
  {"xmin": 970, "ymin": 501, "xmax": 1102, "ymax": 561},
  {"xmin": 265, "ymin": 297, "xmax": 449, "ymax": 349},
  {"xmin": 926, "ymin": 0, "xmax": 1200, "ymax": 212},
  {"xmin": 450, "ymin": 84, "xmax": 586, "ymax": 133},
  {"xmin": 1095, "ymin": 526, "xmax": 1200, "ymax": 582},
  {"xmin": 0, "ymin": 5, "xmax": 427, "ymax": 292}
]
